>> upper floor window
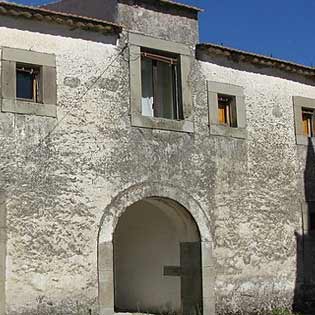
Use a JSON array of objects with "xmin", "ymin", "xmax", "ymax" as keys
[
  {"xmin": 217, "ymin": 94, "xmax": 237, "ymax": 127},
  {"xmin": 141, "ymin": 50, "xmax": 183, "ymax": 120},
  {"xmin": 207, "ymin": 81, "xmax": 246, "ymax": 139},
  {"xmin": 293, "ymin": 96, "xmax": 315, "ymax": 145},
  {"xmin": 16, "ymin": 64, "xmax": 40, "ymax": 102},
  {"xmin": 1, "ymin": 47, "xmax": 57, "ymax": 118},
  {"xmin": 302, "ymin": 108, "xmax": 315, "ymax": 138},
  {"xmin": 129, "ymin": 32, "xmax": 193, "ymax": 133}
]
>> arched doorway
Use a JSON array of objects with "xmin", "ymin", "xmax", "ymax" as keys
[{"xmin": 113, "ymin": 197, "xmax": 202, "ymax": 315}]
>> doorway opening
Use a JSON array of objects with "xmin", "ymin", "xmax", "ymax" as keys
[{"xmin": 113, "ymin": 197, "xmax": 202, "ymax": 315}]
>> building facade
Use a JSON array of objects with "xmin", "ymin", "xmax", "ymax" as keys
[{"xmin": 0, "ymin": 1, "xmax": 315, "ymax": 314}]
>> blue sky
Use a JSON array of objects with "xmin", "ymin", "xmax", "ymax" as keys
[{"xmin": 7, "ymin": 0, "xmax": 314, "ymax": 66}]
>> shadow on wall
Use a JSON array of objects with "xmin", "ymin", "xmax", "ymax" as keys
[{"xmin": 294, "ymin": 138, "xmax": 315, "ymax": 314}]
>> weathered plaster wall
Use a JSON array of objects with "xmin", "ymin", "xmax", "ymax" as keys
[
  {"xmin": 199, "ymin": 60, "xmax": 315, "ymax": 313},
  {"xmin": 1, "ymin": 4, "xmax": 315, "ymax": 315},
  {"xmin": 0, "ymin": 11, "xmax": 210, "ymax": 315},
  {"xmin": 0, "ymin": 190, "xmax": 6, "ymax": 315},
  {"xmin": 117, "ymin": 2, "xmax": 199, "ymax": 46},
  {"xmin": 0, "ymin": 18, "xmax": 122, "ymax": 315}
]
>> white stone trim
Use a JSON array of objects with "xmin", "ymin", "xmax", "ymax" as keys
[
  {"xmin": 1, "ymin": 47, "xmax": 57, "ymax": 117},
  {"xmin": 98, "ymin": 182, "xmax": 215, "ymax": 315},
  {"xmin": 129, "ymin": 32, "xmax": 194, "ymax": 133},
  {"xmin": 207, "ymin": 80, "xmax": 246, "ymax": 139},
  {"xmin": 293, "ymin": 96, "xmax": 315, "ymax": 145}
]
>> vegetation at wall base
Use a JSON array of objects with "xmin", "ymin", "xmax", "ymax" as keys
[{"xmin": 216, "ymin": 308, "xmax": 302, "ymax": 315}]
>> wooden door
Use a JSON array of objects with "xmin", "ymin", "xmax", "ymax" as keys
[{"xmin": 180, "ymin": 242, "xmax": 202, "ymax": 315}]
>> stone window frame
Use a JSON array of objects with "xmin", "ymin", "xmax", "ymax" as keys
[
  {"xmin": 98, "ymin": 182, "xmax": 215, "ymax": 315},
  {"xmin": 207, "ymin": 81, "xmax": 246, "ymax": 139},
  {"xmin": 293, "ymin": 96, "xmax": 315, "ymax": 145},
  {"xmin": 1, "ymin": 47, "xmax": 57, "ymax": 117},
  {"xmin": 129, "ymin": 32, "xmax": 194, "ymax": 133}
]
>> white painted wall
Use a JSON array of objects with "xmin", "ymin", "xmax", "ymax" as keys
[
  {"xmin": 200, "ymin": 59, "xmax": 315, "ymax": 310},
  {"xmin": 3, "ymin": 11, "xmax": 315, "ymax": 315},
  {"xmin": 0, "ymin": 17, "xmax": 119, "ymax": 313}
]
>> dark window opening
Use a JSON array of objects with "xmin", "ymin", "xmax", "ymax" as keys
[
  {"xmin": 16, "ymin": 65, "xmax": 40, "ymax": 102},
  {"xmin": 217, "ymin": 94, "xmax": 237, "ymax": 128},
  {"xmin": 141, "ymin": 50, "xmax": 183, "ymax": 120},
  {"xmin": 302, "ymin": 108, "xmax": 315, "ymax": 138}
]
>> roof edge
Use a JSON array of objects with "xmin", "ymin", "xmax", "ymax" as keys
[
  {"xmin": 157, "ymin": 0, "xmax": 203, "ymax": 12},
  {"xmin": 118, "ymin": 0, "xmax": 203, "ymax": 18},
  {"xmin": 197, "ymin": 43, "xmax": 315, "ymax": 77},
  {"xmin": 0, "ymin": 1, "xmax": 122, "ymax": 34}
]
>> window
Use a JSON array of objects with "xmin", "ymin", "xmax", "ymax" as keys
[
  {"xmin": 141, "ymin": 50, "xmax": 183, "ymax": 120},
  {"xmin": 207, "ymin": 81, "xmax": 246, "ymax": 139},
  {"xmin": 1, "ymin": 47, "xmax": 57, "ymax": 117},
  {"xmin": 16, "ymin": 65, "xmax": 40, "ymax": 102},
  {"xmin": 129, "ymin": 33, "xmax": 193, "ymax": 133},
  {"xmin": 293, "ymin": 96, "xmax": 315, "ymax": 145},
  {"xmin": 217, "ymin": 94, "xmax": 237, "ymax": 127},
  {"xmin": 302, "ymin": 108, "xmax": 315, "ymax": 138}
]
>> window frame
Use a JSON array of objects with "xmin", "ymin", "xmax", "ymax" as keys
[
  {"xmin": 16, "ymin": 64, "xmax": 41, "ymax": 103},
  {"xmin": 207, "ymin": 81, "xmax": 246, "ymax": 139},
  {"xmin": 217, "ymin": 94, "xmax": 237, "ymax": 127},
  {"xmin": 1, "ymin": 47, "xmax": 57, "ymax": 117},
  {"xmin": 129, "ymin": 32, "xmax": 193, "ymax": 133},
  {"xmin": 301, "ymin": 108, "xmax": 315, "ymax": 138},
  {"xmin": 293, "ymin": 96, "xmax": 315, "ymax": 145},
  {"xmin": 140, "ymin": 50, "xmax": 183, "ymax": 121}
]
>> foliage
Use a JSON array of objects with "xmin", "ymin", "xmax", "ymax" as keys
[{"xmin": 270, "ymin": 308, "xmax": 301, "ymax": 315}]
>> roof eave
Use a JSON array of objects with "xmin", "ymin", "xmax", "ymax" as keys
[
  {"xmin": 159, "ymin": 0, "xmax": 203, "ymax": 13},
  {"xmin": 197, "ymin": 43, "xmax": 315, "ymax": 77},
  {"xmin": 0, "ymin": 1, "xmax": 122, "ymax": 35}
]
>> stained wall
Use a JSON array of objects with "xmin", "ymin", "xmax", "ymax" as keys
[{"xmin": 0, "ymin": 2, "xmax": 314, "ymax": 315}]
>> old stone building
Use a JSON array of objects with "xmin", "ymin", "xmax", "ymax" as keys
[{"xmin": 0, "ymin": 0, "xmax": 315, "ymax": 314}]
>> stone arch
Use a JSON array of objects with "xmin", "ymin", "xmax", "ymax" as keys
[{"xmin": 98, "ymin": 182, "xmax": 215, "ymax": 315}]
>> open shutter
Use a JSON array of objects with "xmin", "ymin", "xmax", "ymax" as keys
[
  {"xmin": 41, "ymin": 65, "xmax": 57, "ymax": 105},
  {"xmin": 1, "ymin": 60, "xmax": 16, "ymax": 100}
]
